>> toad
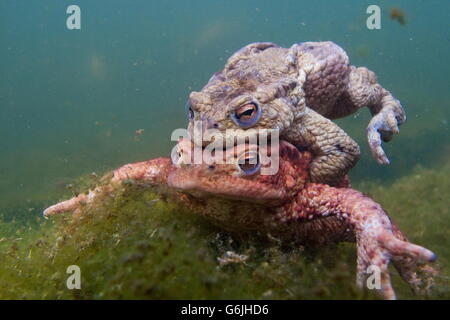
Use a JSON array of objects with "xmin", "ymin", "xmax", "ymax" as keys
[
  {"xmin": 187, "ymin": 41, "xmax": 406, "ymax": 185},
  {"xmin": 44, "ymin": 139, "xmax": 434, "ymax": 299}
]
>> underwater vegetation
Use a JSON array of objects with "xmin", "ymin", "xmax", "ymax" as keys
[{"xmin": 0, "ymin": 160, "xmax": 448, "ymax": 300}]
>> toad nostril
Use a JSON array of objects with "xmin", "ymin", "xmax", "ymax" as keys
[{"xmin": 208, "ymin": 165, "xmax": 215, "ymax": 170}]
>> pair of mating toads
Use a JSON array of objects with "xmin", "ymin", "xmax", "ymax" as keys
[{"xmin": 44, "ymin": 42, "xmax": 435, "ymax": 300}]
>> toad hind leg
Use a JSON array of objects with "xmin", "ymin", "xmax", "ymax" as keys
[
  {"xmin": 295, "ymin": 184, "xmax": 436, "ymax": 300},
  {"xmin": 356, "ymin": 229, "xmax": 436, "ymax": 300},
  {"xmin": 341, "ymin": 66, "xmax": 407, "ymax": 164}
]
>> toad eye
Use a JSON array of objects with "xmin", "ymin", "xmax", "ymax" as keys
[
  {"xmin": 231, "ymin": 102, "xmax": 261, "ymax": 129},
  {"xmin": 237, "ymin": 151, "xmax": 261, "ymax": 175},
  {"xmin": 185, "ymin": 101, "xmax": 194, "ymax": 120}
]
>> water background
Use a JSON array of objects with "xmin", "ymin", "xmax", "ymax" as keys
[{"xmin": 1, "ymin": 0, "xmax": 449, "ymax": 219}]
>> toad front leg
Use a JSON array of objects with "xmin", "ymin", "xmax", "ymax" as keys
[
  {"xmin": 285, "ymin": 107, "xmax": 360, "ymax": 186},
  {"xmin": 287, "ymin": 183, "xmax": 436, "ymax": 300},
  {"xmin": 43, "ymin": 158, "xmax": 172, "ymax": 217}
]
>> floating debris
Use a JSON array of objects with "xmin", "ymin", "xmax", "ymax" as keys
[
  {"xmin": 104, "ymin": 129, "xmax": 112, "ymax": 137},
  {"xmin": 144, "ymin": 199, "xmax": 160, "ymax": 208},
  {"xmin": 355, "ymin": 45, "xmax": 371, "ymax": 58},
  {"xmin": 390, "ymin": 7, "xmax": 406, "ymax": 25},
  {"xmin": 217, "ymin": 251, "xmax": 248, "ymax": 266},
  {"xmin": 134, "ymin": 129, "xmax": 145, "ymax": 141}
]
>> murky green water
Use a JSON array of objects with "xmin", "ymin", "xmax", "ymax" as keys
[{"xmin": 0, "ymin": 0, "xmax": 449, "ymax": 299}]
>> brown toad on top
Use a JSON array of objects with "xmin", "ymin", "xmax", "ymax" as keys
[{"xmin": 187, "ymin": 41, "xmax": 406, "ymax": 185}]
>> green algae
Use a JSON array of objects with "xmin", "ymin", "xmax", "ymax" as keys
[{"xmin": 0, "ymin": 163, "xmax": 448, "ymax": 300}]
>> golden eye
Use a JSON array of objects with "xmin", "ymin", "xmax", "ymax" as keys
[
  {"xmin": 237, "ymin": 104, "xmax": 257, "ymax": 120},
  {"xmin": 231, "ymin": 102, "xmax": 261, "ymax": 128},
  {"xmin": 237, "ymin": 152, "xmax": 261, "ymax": 175}
]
